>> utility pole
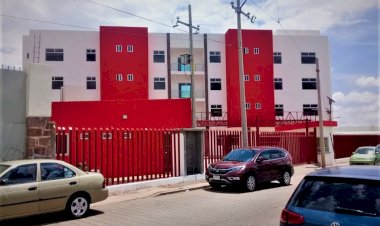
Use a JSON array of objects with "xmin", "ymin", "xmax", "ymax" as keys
[
  {"xmin": 316, "ymin": 58, "xmax": 326, "ymax": 168},
  {"xmin": 174, "ymin": 5, "xmax": 200, "ymax": 128},
  {"xmin": 231, "ymin": 0, "xmax": 256, "ymax": 148}
]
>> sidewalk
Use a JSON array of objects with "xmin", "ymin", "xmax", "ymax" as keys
[{"xmin": 93, "ymin": 158, "xmax": 349, "ymax": 207}]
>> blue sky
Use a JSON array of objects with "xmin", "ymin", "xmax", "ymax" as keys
[{"xmin": 1, "ymin": 0, "xmax": 379, "ymax": 128}]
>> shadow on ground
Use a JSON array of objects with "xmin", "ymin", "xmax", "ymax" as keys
[
  {"xmin": 0, "ymin": 209, "xmax": 104, "ymax": 226},
  {"xmin": 204, "ymin": 181, "xmax": 285, "ymax": 194}
]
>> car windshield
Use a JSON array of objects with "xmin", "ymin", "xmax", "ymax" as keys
[
  {"xmin": 0, "ymin": 164, "xmax": 10, "ymax": 175},
  {"xmin": 223, "ymin": 149, "xmax": 256, "ymax": 162},
  {"xmin": 355, "ymin": 148, "xmax": 375, "ymax": 155},
  {"xmin": 290, "ymin": 177, "xmax": 380, "ymax": 216}
]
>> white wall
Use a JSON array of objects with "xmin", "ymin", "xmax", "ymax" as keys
[
  {"xmin": 23, "ymin": 30, "xmax": 100, "ymax": 104},
  {"xmin": 273, "ymin": 30, "xmax": 331, "ymax": 120},
  {"xmin": 148, "ymin": 33, "xmax": 168, "ymax": 99}
]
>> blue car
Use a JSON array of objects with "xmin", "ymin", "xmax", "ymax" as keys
[{"xmin": 280, "ymin": 166, "xmax": 380, "ymax": 225}]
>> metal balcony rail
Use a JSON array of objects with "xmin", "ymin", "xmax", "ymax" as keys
[
  {"xmin": 196, "ymin": 112, "xmax": 228, "ymax": 127},
  {"xmin": 1, "ymin": 64, "xmax": 24, "ymax": 71},
  {"xmin": 171, "ymin": 90, "xmax": 205, "ymax": 99},
  {"xmin": 170, "ymin": 63, "xmax": 205, "ymax": 72}
]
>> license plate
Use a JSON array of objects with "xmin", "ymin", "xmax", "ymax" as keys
[{"xmin": 213, "ymin": 175, "xmax": 220, "ymax": 180}]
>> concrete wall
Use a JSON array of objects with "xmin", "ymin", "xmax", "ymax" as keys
[{"xmin": 0, "ymin": 69, "xmax": 27, "ymax": 161}]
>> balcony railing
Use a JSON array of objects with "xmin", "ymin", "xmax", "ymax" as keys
[
  {"xmin": 196, "ymin": 112, "xmax": 228, "ymax": 127},
  {"xmin": 275, "ymin": 111, "xmax": 319, "ymax": 126},
  {"xmin": 170, "ymin": 63, "xmax": 205, "ymax": 72}
]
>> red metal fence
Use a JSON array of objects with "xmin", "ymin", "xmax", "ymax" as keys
[
  {"xmin": 55, "ymin": 127, "xmax": 181, "ymax": 186},
  {"xmin": 204, "ymin": 129, "xmax": 317, "ymax": 167}
]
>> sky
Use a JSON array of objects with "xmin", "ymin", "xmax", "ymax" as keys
[{"xmin": 1, "ymin": 0, "xmax": 379, "ymax": 129}]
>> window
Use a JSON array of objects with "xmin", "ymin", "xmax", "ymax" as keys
[
  {"xmin": 127, "ymin": 45, "xmax": 134, "ymax": 52},
  {"xmin": 116, "ymin": 74, "xmax": 123, "ymax": 81},
  {"xmin": 86, "ymin": 49, "xmax": 96, "ymax": 61},
  {"xmin": 0, "ymin": 164, "xmax": 37, "ymax": 185},
  {"xmin": 41, "ymin": 163, "xmax": 76, "ymax": 181},
  {"xmin": 153, "ymin": 50, "xmax": 165, "ymax": 63},
  {"xmin": 302, "ymin": 78, "xmax": 317, "ymax": 89},
  {"xmin": 209, "ymin": 51, "xmax": 221, "ymax": 63},
  {"xmin": 86, "ymin": 77, "xmax": 96, "ymax": 89},
  {"xmin": 243, "ymin": 47, "xmax": 249, "ymax": 54},
  {"xmin": 211, "ymin": 105, "xmax": 222, "ymax": 117},
  {"xmin": 255, "ymin": 103, "xmax": 262, "ymax": 109},
  {"xmin": 253, "ymin": 48, "xmax": 260, "ymax": 54},
  {"xmin": 244, "ymin": 74, "xmax": 250, "ymax": 81},
  {"xmin": 254, "ymin": 74, "xmax": 261, "ymax": 81},
  {"xmin": 317, "ymin": 137, "xmax": 330, "ymax": 153},
  {"xmin": 274, "ymin": 78, "xmax": 283, "ymax": 90},
  {"xmin": 270, "ymin": 149, "xmax": 286, "ymax": 159},
  {"xmin": 27, "ymin": 53, "xmax": 29, "ymax": 59},
  {"xmin": 46, "ymin": 48, "xmax": 63, "ymax": 61},
  {"xmin": 52, "ymin": 77, "xmax": 63, "ymax": 90},
  {"xmin": 258, "ymin": 150, "xmax": 270, "ymax": 160},
  {"xmin": 275, "ymin": 104, "xmax": 284, "ymax": 116},
  {"xmin": 274, "ymin": 52, "xmax": 282, "ymax": 64},
  {"xmin": 154, "ymin": 77, "xmax": 165, "ymax": 90},
  {"xmin": 127, "ymin": 74, "xmax": 134, "ymax": 81},
  {"xmin": 116, "ymin": 45, "xmax": 122, "ymax": 52},
  {"xmin": 303, "ymin": 104, "xmax": 318, "ymax": 116},
  {"xmin": 210, "ymin": 78, "xmax": 221, "ymax": 90},
  {"xmin": 301, "ymin": 52, "xmax": 316, "ymax": 64},
  {"xmin": 245, "ymin": 103, "xmax": 251, "ymax": 109}
]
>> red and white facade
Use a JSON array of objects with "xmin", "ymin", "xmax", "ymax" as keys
[{"xmin": 22, "ymin": 26, "xmax": 333, "ymax": 130}]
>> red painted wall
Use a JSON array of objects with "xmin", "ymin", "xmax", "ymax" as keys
[
  {"xmin": 225, "ymin": 29, "xmax": 275, "ymax": 127},
  {"xmin": 100, "ymin": 26, "xmax": 148, "ymax": 100},
  {"xmin": 51, "ymin": 99, "xmax": 191, "ymax": 128},
  {"xmin": 333, "ymin": 135, "xmax": 380, "ymax": 158}
]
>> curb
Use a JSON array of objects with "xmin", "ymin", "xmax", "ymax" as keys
[{"xmin": 154, "ymin": 184, "xmax": 210, "ymax": 197}]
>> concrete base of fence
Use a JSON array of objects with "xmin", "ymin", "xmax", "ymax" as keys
[{"xmin": 107, "ymin": 174, "xmax": 206, "ymax": 195}]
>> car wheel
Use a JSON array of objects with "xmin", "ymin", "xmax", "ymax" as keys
[
  {"xmin": 279, "ymin": 171, "xmax": 291, "ymax": 186},
  {"xmin": 244, "ymin": 175, "xmax": 256, "ymax": 192},
  {"xmin": 66, "ymin": 194, "xmax": 90, "ymax": 218}
]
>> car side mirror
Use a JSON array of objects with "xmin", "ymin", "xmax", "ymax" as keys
[{"xmin": 256, "ymin": 156, "xmax": 265, "ymax": 163}]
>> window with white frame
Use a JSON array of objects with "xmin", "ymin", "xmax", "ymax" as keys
[
  {"xmin": 86, "ymin": 77, "xmax": 96, "ymax": 89},
  {"xmin": 275, "ymin": 104, "xmax": 284, "ymax": 116},
  {"xmin": 116, "ymin": 74, "xmax": 123, "ymax": 81},
  {"xmin": 153, "ymin": 50, "xmax": 165, "ymax": 63},
  {"xmin": 274, "ymin": 52, "xmax": 282, "ymax": 64},
  {"xmin": 209, "ymin": 51, "xmax": 221, "ymax": 63},
  {"xmin": 254, "ymin": 74, "xmax": 261, "ymax": 81},
  {"xmin": 127, "ymin": 74, "xmax": 134, "ymax": 81},
  {"xmin": 253, "ymin": 48, "xmax": 260, "ymax": 54},
  {"xmin": 210, "ymin": 105, "xmax": 222, "ymax": 117},
  {"xmin": 127, "ymin": 45, "xmax": 134, "ymax": 52},
  {"xmin": 46, "ymin": 48, "xmax": 64, "ymax": 61},
  {"xmin": 210, "ymin": 78, "xmax": 221, "ymax": 90},
  {"xmin": 244, "ymin": 74, "xmax": 250, "ymax": 81},
  {"xmin": 86, "ymin": 49, "xmax": 96, "ymax": 61},
  {"xmin": 301, "ymin": 52, "xmax": 316, "ymax": 64},
  {"xmin": 116, "ymin": 45, "xmax": 122, "ymax": 52},
  {"xmin": 154, "ymin": 77, "xmax": 165, "ymax": 90},
  {"xmin": 243, "ymin": 47, "xmax": 249, "ymax": 54},
  {"xmin": 274, "ymin": 78, "xmax": 283, "ymax": 90},
  {"xmin": 245, "ymin": 103, "xmax": 251, "ymax": 109},
  {"xmin": 52, "ymin": 77, "xmax": 64, "ymax": 89},
  {"xmin": 302, "ymin": 78, "xmax": 317, "ymax": 89},
  {"xmin": 255, "ymin": 103, "xmax": 262, "ymax": 109},
  {"xmin": 303, "ymin": 104, "xmax": 318, "ymax": 116}
]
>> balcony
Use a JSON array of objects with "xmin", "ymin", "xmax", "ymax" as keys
[
  {"xmin": 170, "ymin": 63, "xmax": 205, "ymax": 74},
  {"xmin": 171, "ymin": 90, "xmax": 205, "ymax": 100},
  {"xmin": 196, "ymin": 112, "xmax": 228, "ymax": 127}
]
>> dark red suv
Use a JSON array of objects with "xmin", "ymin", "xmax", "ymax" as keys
[{"xmin": 206, "ymin": 147, "xmax": 294, "ymax": 192}]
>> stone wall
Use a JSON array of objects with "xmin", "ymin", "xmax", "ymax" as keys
[{"xmin": 26, "ymin": 117, "xmax": 55, "ymax": 159}]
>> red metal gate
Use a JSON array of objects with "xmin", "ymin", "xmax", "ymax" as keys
[{"xmin": 55, "ymin": 127, "xmax": 181, "ymax": 186}]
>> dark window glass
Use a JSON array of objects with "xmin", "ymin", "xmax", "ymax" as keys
[
  {"xmin": 86, "ymin": 49, "xmax": 96, "ymax": 61},
  {"xmin": 274, "ymin": 52, "xmax": 282, "ymax": 64},
  {"xmin": 154, "ymin": 77, "xmax": 165, "ymax": 90},
  {"xmin": 275, "ymin": 104, "xmax": 284, "ymax": 116},
  {"xmin": 303, "ymin": 104, "xmax": 318, "ymax": 116},
  {"xmin": 0, "ymin": 164, "xmax": 37, "ymax": 185},
  {"xmin": 274, "ymin": 78, "xmax": 283, "ymax": 90},
  {"xmin": 41, "ymin": 163, "xmax": 76, "ymax": 181},
  {"xmin": 209, "ymin": 51, "xmax": 221, "ymax": 63},
  {"xmin": 301, "ymin": 52, "xmax": 316, "ymax": 64},
  {"xmin": 210, "ymin": 78, "xmax": 221, "ymax": 90},
  {"xmin": 290, "ymin": 178, "xmax": 380, "ymax": 215},
  {"xmin": 86, "ymin": 77, "xmax": 96, "ymax": 89},
  {"xmin": 153, "ymin": 50, "xmax": 165, "ymax": 63},
  {"xmin": 302, "ymin": 78, "xmax": 317, "ymax": 89},
  {"xmin": 211, "ymin": 104, "xmax": 222, "ymax": 117},
  {"xmin": 52, "ymin": 77, "xmax": 64, "ymax": 89},
  {"xmin": 46, "ymin": 48, "xmax": 64, "ymax": 61},
  {"xmin": 258, "ymin": 150, "xmax": 270, "ymax": 160}
]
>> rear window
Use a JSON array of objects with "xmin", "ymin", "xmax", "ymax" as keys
[
  {"xmin": 355, "ymin": 147, "xmax": 375, "ymax": 155},
  {"xmin": 289, "ymin": 177, "xmax": 380, "ymax": 216}
]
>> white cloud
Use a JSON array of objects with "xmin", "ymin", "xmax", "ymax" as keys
[
  {"xmin": 332, "ymin": 91, "xmax": 378, "ymax": 103},
  {"xmin": 355, "ymin": 76, "xmax": 380, "ymax": 88}
]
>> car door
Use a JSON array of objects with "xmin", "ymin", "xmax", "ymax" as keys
[
  {"xmin": 38, "ymin": 162, "xmax": 78, "ymax": 212},
  {"xmin": 0, "ymin": 163, "xmax": 38, "ymax": 219},
  {"xmin": 269, "ymin": 149, "xmax": 283, "ymax": 179},
  {"xmin": 255, "ymin": 150, "xmax": 273, "ymax": 182}
]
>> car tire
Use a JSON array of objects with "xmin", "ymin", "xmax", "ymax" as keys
[
  {"xmin": 279, "ymin": 171, "xmax": 291, "ymax": 186},
  {"xmin": 243, "ymin": 175, "xmax": 256, "ymax": 192},
  {"xmin": 66, "ymin": 194, "xmax": 90, "ymax": 218}
]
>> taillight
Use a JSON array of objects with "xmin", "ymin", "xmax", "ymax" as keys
[{"xmin": 280, "ymin": 208, "xmax": 304, "ymax": 225}]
